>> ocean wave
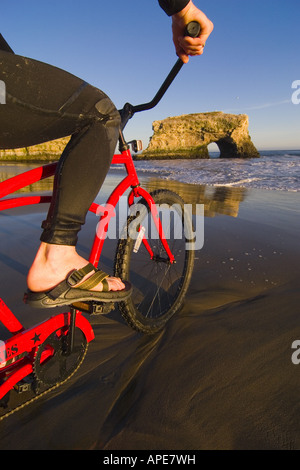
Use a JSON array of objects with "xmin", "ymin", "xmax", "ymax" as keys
[{"xmin": 118, "ymin": 151, "xmax": 300, "ymax": 192}]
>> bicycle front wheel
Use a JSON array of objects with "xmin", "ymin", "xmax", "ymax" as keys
[{"xmin": 114, "ymin": 190, "xmax": 195, "ymax": 334}]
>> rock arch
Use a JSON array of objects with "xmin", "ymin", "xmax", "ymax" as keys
[
  {"xmin": 216, "ymin": 136, "xmax": 238, "ymax": 158},
  {"xmin": 141, "ymin": 112, "xmax": 260, "ymax": 159}
]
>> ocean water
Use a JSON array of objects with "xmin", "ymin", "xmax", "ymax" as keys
[
  {"xmin": 125, "ymin": 150, "xmax": 300, "ymax": 192},
  {"xmin": 1, "ymin": 150, "xmax": 299, "ymax": 194}
]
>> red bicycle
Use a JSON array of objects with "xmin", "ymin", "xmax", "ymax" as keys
[{"xmin": 0, "ymin": 23, "xmax": 199, "ymax": 420}]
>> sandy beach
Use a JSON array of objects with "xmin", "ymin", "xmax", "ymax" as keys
[{"xmin": 0, "ymin": 171, "xmax": 300, "ymax": 450}]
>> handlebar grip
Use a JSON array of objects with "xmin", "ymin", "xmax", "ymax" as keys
[{"xmin": 184, "ymin": 21, "xmax": 201, "ymax": 38}]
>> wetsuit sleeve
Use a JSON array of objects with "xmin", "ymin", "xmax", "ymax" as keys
[{"xmin": 158, "ymin": 0, "xmax": 190, "ymax": 16}]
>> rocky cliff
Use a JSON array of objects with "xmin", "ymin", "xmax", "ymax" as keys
[
  {"xmin": 0, "ymin": 137, "xmax": 70, "ymax": 161},
  {"xmin": 141, "ymin": 112, "xmax": 260, "ymax": 159},
  {"xmin": 0, "ymin": 112, "xmax": 259, "ymax": 162}
]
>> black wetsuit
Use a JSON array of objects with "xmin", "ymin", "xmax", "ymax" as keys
[{"xmin": 0, "ymin": 0, "xmax": 190, "ymax": 245}]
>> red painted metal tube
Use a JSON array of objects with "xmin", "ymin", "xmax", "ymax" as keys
[
  {"xmin": 0, "ymin": 299, "xmax": 24, "ymax": 334},
  {"xmin": 0, "ymin": 162, "xmax": 57, "ymax": 199},
  {"xmin": 0, "ymin": 361, "xmax": 33, "ymax": 401},
  {"xmin": 0, "ymin": 195, "xmax": 52, "ymax": 211},
  {"xmin": 1, "ymin": 311, "xmax": 94, "ymax": 371}
]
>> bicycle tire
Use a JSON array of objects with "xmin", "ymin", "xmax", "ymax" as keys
[{"xmin": 114, "ymin": 189, "xmax": 195, "ymax": 334}]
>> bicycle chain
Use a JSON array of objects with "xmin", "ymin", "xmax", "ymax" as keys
[{"xmin": 0, "ymin": 344, "xmax": 88, "ymax": 423}]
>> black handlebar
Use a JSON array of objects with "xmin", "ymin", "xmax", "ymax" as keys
[
  {"xmin": 184, "ymin": 21, "xmax": 201, "ymax": 38},
  {"xmin": 119, "ymin": 21, "xmax": 201, "ymax": 129}
]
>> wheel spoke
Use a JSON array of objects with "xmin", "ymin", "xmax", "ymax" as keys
[{"xmin": 115, "ymin": 190, "xmax": 195, "ymax": 333}]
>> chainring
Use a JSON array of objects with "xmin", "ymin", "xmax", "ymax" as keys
[{"xmin": 33, "ymin": 327, "xmax": 88, "ymax": 387}]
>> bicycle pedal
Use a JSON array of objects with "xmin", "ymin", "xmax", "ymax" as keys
[
  {"xmin": 91, "ymin": 302, "xmax": 115, "ymax": 316},
  {"xmin": 14, "ymin": 376, "xmax": 34, "ymax": 394},
  {"xmin": 72, "ymin": 301, "xmax": 115, "ymax": 316}
]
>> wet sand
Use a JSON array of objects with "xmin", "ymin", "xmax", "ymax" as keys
[{"xmin": 0, "ymin": 172, "xmax": 300, "ymax": 450}]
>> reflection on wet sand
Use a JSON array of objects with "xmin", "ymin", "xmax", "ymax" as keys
[
  {"xmin": 0, "ymin": 164, "xmax": 55, "ymax": 194},
  {"xmin": 1, "ymin": 164, "xmax": 300, "ymax": 450},
  {"xmin": 144, "ymin": 178, "xmax": 247, "ymax": 218},
  {"xmin": 0, "ymin": 164, "xmax": 247, "ymax": 218}
]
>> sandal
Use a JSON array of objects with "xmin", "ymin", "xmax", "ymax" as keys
[{"xmin": 24, "ymin": 263, "xmax": 132, "ymax": 309}]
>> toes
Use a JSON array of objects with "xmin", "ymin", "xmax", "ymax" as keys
[{"xmin": 106, "ymin": 277, "xmax": 125, "ymax": 291}]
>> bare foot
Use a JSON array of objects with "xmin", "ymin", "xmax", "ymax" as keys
[{"xmin": 27, "ymin": 242, "xmax": 125, "ymax": 293}]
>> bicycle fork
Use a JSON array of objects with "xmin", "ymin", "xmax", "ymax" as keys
[
  {"xmin": 89, "ymin": 185, "xmax": 176, "ymax": 268},
  {"xmin": 129, "ymin": 186, "xmax": 175, "ymax": 264}
]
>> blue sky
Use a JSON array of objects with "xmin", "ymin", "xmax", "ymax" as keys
[{"xmin": 2, "ymin": 0, "xmax": 300, "ymax": 150}]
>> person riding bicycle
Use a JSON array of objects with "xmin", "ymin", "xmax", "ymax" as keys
[{"xmin": 0, "ymin": 1, "xmax": 213, "ymax": 308}]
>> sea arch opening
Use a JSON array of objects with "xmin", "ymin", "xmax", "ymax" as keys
[{"xmin": 207, "ymin": 142, "xmax": 220, "ymax": 159}]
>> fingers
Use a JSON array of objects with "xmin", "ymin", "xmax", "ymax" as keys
[
  {"xmin": 171, "ymin": 3, "xmax": 214, "ymax": 62},
  {"xmin": 179, "ymin": 36, "xmax": 205, "ymax": 55},
  {"xmin": 176, "ymin": 37, "xmax": 205, "ymax": 63}
]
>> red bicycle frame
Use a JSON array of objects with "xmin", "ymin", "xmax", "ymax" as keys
[
  {"xmin": 0, "ymin": 52, "xmax": 190, "ymax": 406},
  {"xmin": 0, "ymin": 135, "xmax": 175, "ymax": 395},
  {"xmin": 0, "ymin": 146, "xmax": 175, "ymax": 267},
  {"xmin": 89, "ymin": 146, "xmax": 175, "ymax": 266}
]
